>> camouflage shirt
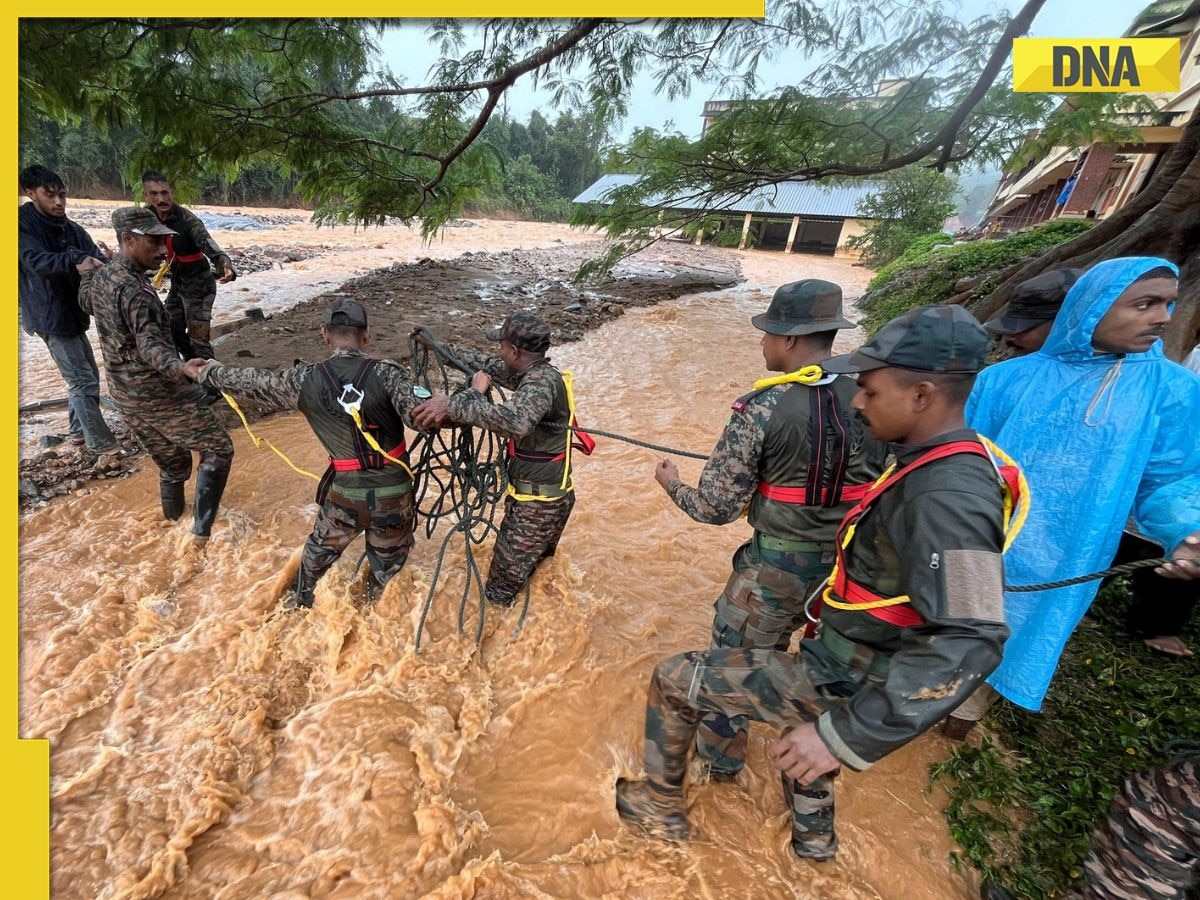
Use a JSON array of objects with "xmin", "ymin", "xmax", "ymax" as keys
[
  {"xmin": 82, "ymin": 253, "xmax": 198, "ymax": 407},
  {"xmin": 199, "ymin": 348, "xmax": 421, "ymax": 420},
  {"xmin": 667, "ymin": 376, "xmax": 887, "ymax": 543},
  {"xmin": 441, "ymin": 345, "xmax": 550, "ymax": 433},
  {"xmin": 158, "ymin": 204, "xmax": 233, "ymax": 281},
  {"xmin": 442, "ymin": 344, "xmax": 572, "ymax": 488}
]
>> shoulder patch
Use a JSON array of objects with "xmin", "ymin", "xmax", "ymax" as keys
[{"xmin": 732, "ymin": 385, "xmax": 773, "ymax": 412}]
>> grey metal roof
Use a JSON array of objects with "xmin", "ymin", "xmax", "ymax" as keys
[{"xmin": 573, "ymin": 173, "xmax": 882, "ymax": 218}]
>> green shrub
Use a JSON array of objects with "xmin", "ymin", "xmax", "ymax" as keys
[
  {"xmin": 930, "ymin": 583, "xmax": 1200, "ymax": 898},
  {"xmin": 859, "ymin": 220, "xmax": 1094, "ymax": 333}
]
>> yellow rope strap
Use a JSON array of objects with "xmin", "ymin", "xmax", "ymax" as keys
[
  {"xmin": 507, "ymin": 369, "xmax": 577, "ymax": 503},
  {"xmin": 152, "ymin": 258, "xmax": 170, "ymax": 289},
  {"xmin": 221, "ymin": 391, "xmax": 320, "ymax": 481},
  {"xmin": 348, "ymin": 407, "xmax": 415, "ymax": 480},
  {"xmin": 752, "ymin": 364, "xmax": 825, "ymax": 391}
]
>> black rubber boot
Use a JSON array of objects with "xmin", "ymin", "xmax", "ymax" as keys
[
  {"xmin": 282, "ymin": 570, "xmax": 316, "ymax": 610},
  {"xmin": 614, "ymin": 778, "xmax": 691, "ymax": 841},
  {"xmin": 191, "ymin": 466, "xmax": 229, "ymax": 537},
  {"xmin": 160, "ymin": 480, "xmax": 186, "ymax": 521}
]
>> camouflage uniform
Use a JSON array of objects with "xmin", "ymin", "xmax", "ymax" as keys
[
  {"xmin": 621, "ymin": 306, "xmax": 1010, "ymax": 861},
  {"xmin": 1067, "ymin": 756, "xmax": 1200, "ymax": 899},
  {"xmin": 156, "ymin": 204, "xmax": 235, "ymax": 360},
  {"xmin": 200, "ymin": 344, "xmax": 425, "ymax": 604},
  {"xmin": 82, "ymin": 250, "xmax": 234, "ymax": 505},
  {"xmin": 666, "ymin": 374, "xmax": 887, "ymax": 790},
  {"xmin": 444, "ymin": 339, "xmax": 575, "ymax": 607}
]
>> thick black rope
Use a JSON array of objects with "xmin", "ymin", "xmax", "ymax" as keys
[
  {"xmin": 408, "ymin": 338, "xmax": 507, "ymax": 651},
  {"xmin": 1006, "ymin": 556, "xmax": 1174, "ymax": 592},
  {"xmin": 408, "ymin": 331, "xmax": 1180, "ymax": 617}
]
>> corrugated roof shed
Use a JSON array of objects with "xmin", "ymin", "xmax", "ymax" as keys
[{"xmin": 572, "ymin": 174, "xmax": 882, "ymax": 218}]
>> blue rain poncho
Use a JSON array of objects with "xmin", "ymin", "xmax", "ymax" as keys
[{"xmin": 967, "ymin": 256, "xmax": 1200, "ymax": 711}]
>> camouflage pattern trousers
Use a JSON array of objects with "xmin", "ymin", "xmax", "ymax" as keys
[
  {"xmin": 300, "ymin": 484, "xmax": 416, "ymax": 594},
  {"xmin": 486, "ymin": 493, "xmax": 575, "ymax": 606},
  {"xmin": 166, "ymin": 274, "xmax": 217, "ymax": 360},
  {"xmin": 698, "ymin": 534, "xmax": 835, "ymax": 777},
  {"xmin": 1068, "ymin": 757, "xmax": 1200, "ymax": 899},
  {"xmin": 644, "ymin": 642, "xmax": 869, "ymax": 857},
  {"xmin": 120, "ymin": 399, "xmax": 235, "ymax": 484}
]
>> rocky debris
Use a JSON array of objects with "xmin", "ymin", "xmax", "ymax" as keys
[
  {"xmin": 18, "ymin": 423, "xmax": 142, "ymax": 511},
  {"xmin": 209, "ymin": 239, "xmax": 743, "ymax": 375}
]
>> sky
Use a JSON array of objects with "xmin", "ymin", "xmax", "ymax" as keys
[{"xmin": 375, "ymin": 1, "xmax": 1147, "ymax": 140}]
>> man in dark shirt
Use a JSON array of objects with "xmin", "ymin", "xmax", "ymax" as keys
[
  {"xmin": 616, "ymin": 305, "xmax": 1013, "ymax": 862},
  {"xmin": 142, "ymin": 170, "xmax": 237, "ymax": 361},
  {"xmin": 18, "ymin": 164, "xmax": 118, "ymax": 451}
]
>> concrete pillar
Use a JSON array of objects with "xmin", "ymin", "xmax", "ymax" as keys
[
  {"xmin": 784, "ymin": 215, "xmax": 801, "ymax": 254},
  {"xmin": 738, "ymin": 212, "xmax": 753, "ymax": 249},
  {"xmin": 694, "ymin": 228, "xmax": 704, "ymax": 246}
]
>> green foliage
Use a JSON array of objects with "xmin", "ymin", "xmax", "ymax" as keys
[
  {"xmin": 845, "ymin": 168, "xmax": 959, "ymax": 266},
  {"xmin": 930, "ymin": 584, "xmax": 1200, "ymax": 897},
  {"xmin": 859, "ymin": 220, "xmax": 1095, "ymax": 332}
]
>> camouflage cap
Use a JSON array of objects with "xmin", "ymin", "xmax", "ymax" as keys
[
  {"xmin": 324, "ymin": 298, "xmax": 368, "ymax": 328},
  {"xmin": 985, "ymin": 268, "xmax": 1082, "ymax": 335},
  {"xmin": 824, "ymin": 304, "xmax": 989, "ymax": 374},
  {"xmin": 112, "ymin": 206, "xmax": 177, "ymax": 237},
  {"xmin": 487, "ymin": 311, "xmax": 551, "ymax": 353},
  {"xmin": 751, "ymin": 279, "xmax": 854, "ymax": 335}
]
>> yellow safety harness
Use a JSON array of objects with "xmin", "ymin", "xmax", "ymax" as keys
[
  {"xmin": 820, "ymin": 436, "xmax": 1030, "ymax": 620},
  {"xmin": 506, "ymin": 370, "xmax": 582, "ymax": 502}
]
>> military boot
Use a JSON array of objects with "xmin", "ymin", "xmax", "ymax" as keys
[
  {"xmin": 782, "ymin": 773, "xmax": 839, "ymax": 861},
  {"xmin": 191, "ymin": 466, "xmax": 229, "ymax": 538},
  {"xmin": 160, "ymin": 480, "xmax": 186, "ymax": 521},
  {"xmin": 614, "ymin": 778, "xmax": 691, "ymax": 841}
]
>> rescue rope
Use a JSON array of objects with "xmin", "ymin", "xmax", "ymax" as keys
[
  {"xmin": 221, "ymin": 391, "xmax": 321, "ymax": 481},
  {"xmin": 1006, "ymin": 557, "xmax": 1174, "ymax": 592},
  {"xmin": 408, "ymin": 337, "xmax": 509, "ymax": 651}
]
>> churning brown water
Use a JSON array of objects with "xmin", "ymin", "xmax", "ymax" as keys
[{"xmin": 20, "ymin": 272, "xmax": 977, "ymax": 898}]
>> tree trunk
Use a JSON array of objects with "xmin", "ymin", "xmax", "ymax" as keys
[{"xmin": 969, "ymin": 111, "xmax": 1200, "ymax": 360}]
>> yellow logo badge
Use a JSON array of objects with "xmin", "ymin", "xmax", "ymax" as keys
[{"xmin": 1013, "ymin": 38, "xmax": 1180, "ymax": 93}]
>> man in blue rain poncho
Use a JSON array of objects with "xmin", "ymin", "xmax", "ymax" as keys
[{"xmin": 955, "ymin": 257, "xmax": 1200, "ymax": 724}]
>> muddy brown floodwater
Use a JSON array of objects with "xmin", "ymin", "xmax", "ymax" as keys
[{"xmin": 19, "ymin": 208, "xmax": 978, "ymax": 899}]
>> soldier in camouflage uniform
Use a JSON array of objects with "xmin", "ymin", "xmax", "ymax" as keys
[
  {"xmin": 143, "ymin": 171, "xmax": 237, "ymax": 361},
  {"xmin": 618, "ymin": 306, "xmax": 1013, "ymax": 861},
  {"xmin": 984, "ymin": 751, "xmax": 1200, "ymax": 899},
  {"xmin": 81, "ymin": 207, "xmax": 234, "ymax": 537},
  {"xmin": 653, "ymin": 281, "xmax": 888, "ymax": 840},
  {"xmin": 412, "ymin": 312, "xmax": 578, "ymax": 608},
  {"xmin": 186, "ymin": 299, "xmax": 428, "ymax": 608}
]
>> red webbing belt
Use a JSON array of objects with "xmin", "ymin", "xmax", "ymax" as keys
[{"xmin": 329, "ymin": 440, "xmax": 407, "ymax": 471}]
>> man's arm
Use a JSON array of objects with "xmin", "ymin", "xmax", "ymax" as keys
[
  {"xmin": 663, "ymin": 397, "xmax": 768, "ymax": 525},
  {"xmin": 445, "ymin": 364, "xmax": 554, "ymax": 438},
  {"xmin": 197, "ymin": 361, "xmax": 308, "ymax": 410},
  {"xmin": 442, "ymin": 343, "xmax": 521, "ymax": 390},
  {"xmin": 376, "ymin": 360, "xmax": 425, "ymax": 429},
  {"xmin": 815, "ymin": 481, "xmax": 1009, "ymax": 770},
  {"xmin": 18, "ymin": 218, "xmax": 89, "ymax": 276},
  {"xmin": 120, "ymin": 286, "xmax": 187, "ymax": 379},
  {"xmin": 1132, "ymin": 373, "xmax": 1200, "ymax": 562},
  {"xmin": 180, "ymin": 208, "xmax": 235, "ymax": 279}
]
